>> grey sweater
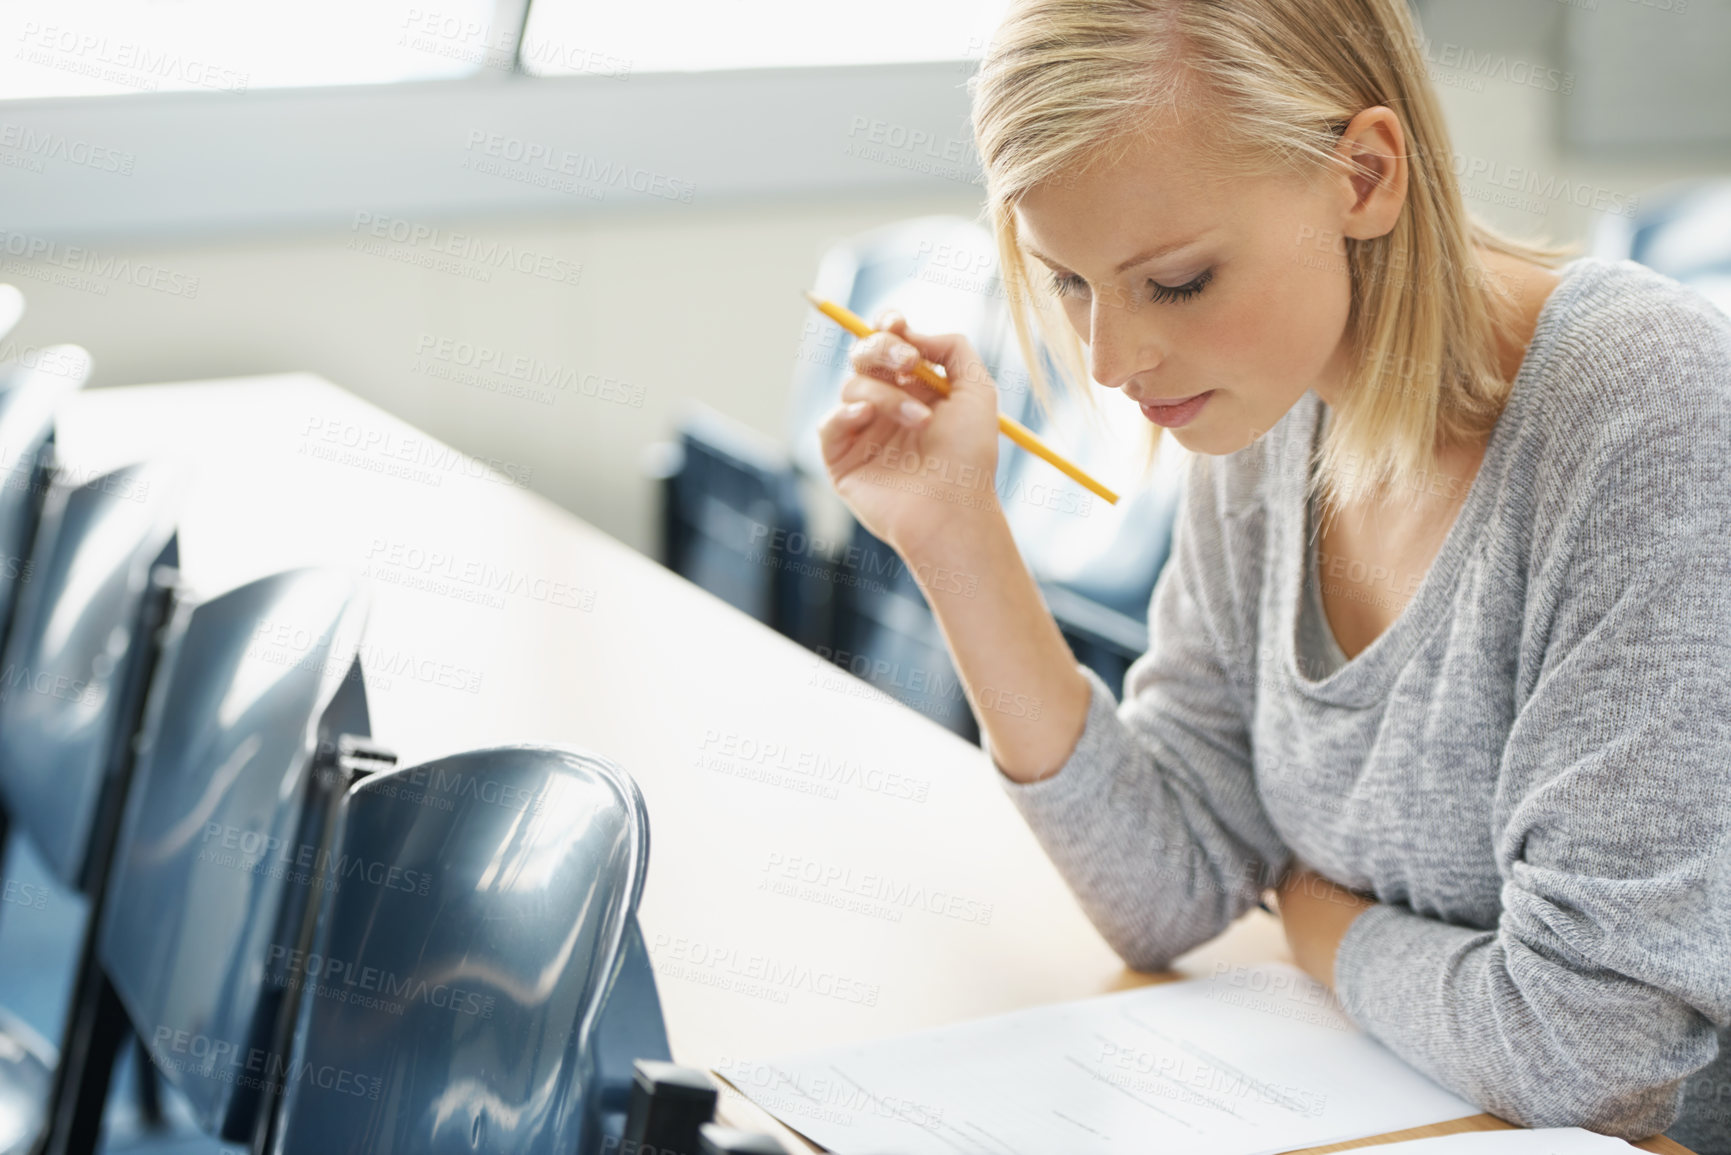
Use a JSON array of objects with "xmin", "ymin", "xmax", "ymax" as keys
[{"xmin": 984, "ymin": 258, "xmax": 1731, "ymax": 1152}]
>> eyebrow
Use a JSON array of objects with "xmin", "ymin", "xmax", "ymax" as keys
[{"xmin": 1026, "ymin": 238, "xmax": 1200, "ymax": 275}]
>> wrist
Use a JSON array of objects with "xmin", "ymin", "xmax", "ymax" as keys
[
  {"xmin": 1277, "ymin": 869, "xmax": 1377, "ymax": 989},
  {"xmin": 890, "ymin": 503, "xmax": 1011, "ymax": 580}
]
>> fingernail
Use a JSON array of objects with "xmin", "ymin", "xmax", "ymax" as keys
[
  {"xmin": 899, "ymin": 399, "xmax": 929, "ymax": 423},
  {"xmin": 845, "ymin": 400, "xmax": 870, "ymax": 418},
  {"xmin": 892, "ymin": 345, "xmax": 916, "ymax": 368}
]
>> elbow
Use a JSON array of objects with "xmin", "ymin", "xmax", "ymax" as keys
[
  {"xmin": 1488, "ymin": 1059, "xmax": 1684, "ymax": 1141},
  {"xmin": 1095, "ymin": 864, "xmax": 1254, "ymax": 974},
  {"xmin": 1090, "ymin": 906, "xmax": 1193, "ymax": 973}
]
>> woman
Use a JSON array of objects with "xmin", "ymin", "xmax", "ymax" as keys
[{"xmin": 817, "ymin": 0, "xmax": 1731, "ymax": 1149}]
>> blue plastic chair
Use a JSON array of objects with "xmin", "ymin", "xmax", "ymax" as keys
[
  {"xmin": 96, "ymin": 567, "xmax": 382, "ymax": 1150},
  {"xmin": 827, "ymin": 523, "xmax": 980, "ymax": 742},
  {"xmin": 266, "ymin": 745, "xmax": 670, "ymax": 1155},
  {"xmin": 0, "ymin": 1009, "xmax": 51, "ymax": 1155},
  {"xmin": 0, "ymin": 462, "xmax": 182, "ymax": 891},
  {"xmin": 1595, "ymin": 178, "xmax": 1731, "ymax": 316},
  {"xmin": 0, "ymin": 345, "xmax": 91, "ymax": 673},
  {"xmin": 0, "ymin": 462, "xmax": 182, "ymax": 1155},
  {"xmin": 658, "ymin": 402, "xmax": 829, "ymax": 650}
]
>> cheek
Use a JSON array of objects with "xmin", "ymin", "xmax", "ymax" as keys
[
  {"xmin": 1270, "ymin": 273, "xmax": 1349, "ymax": 372},
  {"xmin": 1172, "ymin": 249, "xmax": 1350, "ymax": 453},
  {"xmin": 1211, "ymin": 247, "xmax": 1352, "ymax": 390}
]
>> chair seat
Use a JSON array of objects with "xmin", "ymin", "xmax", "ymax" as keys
[{"xmin": 0, "ymin": 1005, "xmax": 54, "ymax": 1155}]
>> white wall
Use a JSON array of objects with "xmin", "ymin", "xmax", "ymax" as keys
[{"xmin": 0, "ymin": 191, "xmax": 980, "ymax": 554}]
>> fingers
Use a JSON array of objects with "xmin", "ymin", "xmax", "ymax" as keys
[
  {"xmin": 850, "ymin": 326, "xmax": 923, "ymax": 388},
  {"xmin": 818, "ymin": 377, "xmax": 931, "ymax": 473},
  {"xmin": 872, "ymin": 309, "xmax": 909, "ymax": 335},
  {"xmin": 842, "ymin": 338, "xmax": 944, "ymax": 406},
  {"xmin": 900, "ymin": 329, "xmax": 992, "ymax": 396},
  {"xmin": 816, "ymin": 398, "xmax": 872, "ymax": 463},
  {"xmin": 850, "ymin": 308, "xmax": 993, "ymax": 398},
  {"xmin": 838, "ymin": 373, "xmax": 932, "ymax": 426}
]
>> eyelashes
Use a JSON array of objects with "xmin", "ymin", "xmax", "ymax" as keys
[
  {"xmin": 1148, "ymin": 267, "xmax": 1213, "ymax": 303},
  {"xmin": 1047, "ymin": 267, "xmax": 1215, "ymax": 305},
  {"xmin": 1048, "ymin": 271, "xmax": 1088, "ymax": 298}
]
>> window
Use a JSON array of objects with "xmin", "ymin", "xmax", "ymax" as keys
[
  {"xmin": 518, "ymin": 0, "xmax": 1014, "ymax": 77},
  {"xmin": 2, "ymin": 0, "xmax": 506, "ymax": 100}
]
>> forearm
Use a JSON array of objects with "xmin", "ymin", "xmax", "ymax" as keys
[
  {"xmin": 891, "ymin": 470, "xmax": 1288, "ymax": 970},
  {"xmin": 893, "ymin": 503, "xmax": 1091, "ymax": 785},
  {"xmin": 1274, "ymin": 868, "xmax": 1376, "ymax": 989},
  {"xmin": 1333, "ymin": 903, "xmax": 1715, "ymax": 1138}
]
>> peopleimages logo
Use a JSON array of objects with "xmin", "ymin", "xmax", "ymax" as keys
[
  {"xmin": 462, "ymin": 130, "xmax": 696, "ymax": 204},
  {"xmin": 14, "ymin": 22, "xmax": 250, "ymax": 93},
  {"xmin": 151, "ymin": 1028, "xmax": 381, "ymax": 1100},
  {"xmin": 1, "ymin": 878, "xmax": 48, "ymax": 910},
  {"xmin": 0, "ymin": 230, "xmax": 201, "ymax": 298},
  {"xmin": 0, "ymin": 660, "xmax": 102, "ymax": 708},
  {"xmin": 1451, "ymin": 154, "xmax": 1640, "ymax": 219},
  {"xmin": 387, "ymin": 761, "xmax": 544, "ymax": 814},
  {"xmin": 348, "ymin": 212, "xmax": 583, "ymax": 287},
  {"xmin": 197, "ymin": 823, "xmax": 433, "ymax": 896},
  {"xmin": 265, "ymin": 944, "xmax": 497, "ymax": 1018},
  {"xmin": 0, "ymin": 122, "xmax": 134, "ymax": 175}
]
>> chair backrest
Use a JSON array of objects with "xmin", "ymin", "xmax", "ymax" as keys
[
  {"xmin": 994, "ymin": 382, "xmax": 1188, "ymax": 621},
  {"xmin": 0, "ymin": 461, "xmax": 182, "ymax": 892},
  {"xmin": 0, "ymin": 348, "xmax": 91, "ymax": 650},
  {"xmin": 666, "ymin": 402, "xmax": 800, "ymax": 625},
  {"xmin": 663, "ymin": 401, "xmax": 835, "ymax": 650},
  {"xmin": 268, "ymin": 745, "xmax": 669, "ymax": 1155},
  {"xmin": 97, "ymin": 566, "xmax": 374, "ymax": 1142},
  {"xmin": 829, "ymin": 522, "xmax": 977, "ymax": 742}
]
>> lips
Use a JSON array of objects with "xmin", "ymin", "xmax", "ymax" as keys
[{"xmin": 1138, "ymin": 390, "xmax": 1215, "ymax": 429}]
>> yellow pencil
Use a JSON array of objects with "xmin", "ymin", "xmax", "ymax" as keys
[{"xmin": 803, "ymin": 291, "xmax": 1120, "ymax": 505}]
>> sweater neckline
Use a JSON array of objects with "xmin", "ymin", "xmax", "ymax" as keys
[{"xmin": 1281, "ymin": 257, "xmax": 1599, "ymax": 706}]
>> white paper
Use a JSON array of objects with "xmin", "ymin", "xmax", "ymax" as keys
[
  {"xmin": 718, "ymin": 963, "xmax": 1479, "ymax": 1155},
  {"xmin": 1367, "ymin": 1128, "xmax": 1637, "ymax": 1152}
]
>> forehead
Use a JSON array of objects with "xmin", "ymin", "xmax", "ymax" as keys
[{"xmin": 1011, "ymin": 119, "xmax": 1248, "ymax": 267}]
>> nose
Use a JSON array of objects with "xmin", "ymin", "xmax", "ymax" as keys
[{"xmin": 1086, "ymin": 291, "xmax": 1162, "ymax": 392}]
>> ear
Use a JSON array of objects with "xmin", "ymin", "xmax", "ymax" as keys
[{"xmin": 1331, "ymin": 106, "xmax": 1408, "ymax": 242}]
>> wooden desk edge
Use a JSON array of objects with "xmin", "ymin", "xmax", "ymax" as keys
[
  {"xmin": 716, "ymin": 1088, "xmax": 1697, "ymax": 1154},
  {"xmin": 1280, "ymin": 1113, "xmax": 1693, "ymax": 1153}
]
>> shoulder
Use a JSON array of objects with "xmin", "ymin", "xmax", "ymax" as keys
[
  {"xmin": 1505, "ymin": 260, "xmax": 1731, "ymax": 588},
  {"xmin": 1515, "ymin": 258, "xmax": 1731, "ymax": 478}
]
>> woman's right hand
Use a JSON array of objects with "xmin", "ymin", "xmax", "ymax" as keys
[{"xmin": 817, "ymin": 309, "xmax": 1004, "ymax": 557}]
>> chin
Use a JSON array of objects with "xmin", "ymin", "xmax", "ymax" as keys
[
  {"xmin": 1168, "ymin": 416, "xmax": 1258, "ymax": 457},
  {"xmin": 1169, "ymin": 428, "xmax": 1232, "ymax": 456}
]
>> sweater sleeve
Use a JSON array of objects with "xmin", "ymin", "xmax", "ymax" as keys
[
  {"xmin": 1332, "ymin": 377, "xmax": 1731, "ymax": 1139},
  {"xmin": 981, "ymin": 455, "xmax": 1291, "ymax": 971}
]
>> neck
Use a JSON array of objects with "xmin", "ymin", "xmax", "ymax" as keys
[{"xmin": 1310, "ymin": 245, "xmax": 1563, "ymax": 442}]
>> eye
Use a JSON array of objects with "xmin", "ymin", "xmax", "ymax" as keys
[
  {"xmin": 1147, "ymin": 268, "xmax": 1213, "ymax": 304},
  {"xmin": 1047, "ymin": 271, "xmax": 1088, "ymax": 299}
]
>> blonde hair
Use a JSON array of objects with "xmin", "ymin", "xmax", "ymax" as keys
[{"xmin": 968, "ymin": 0, "xmax": 1568, "ymax": 517}]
